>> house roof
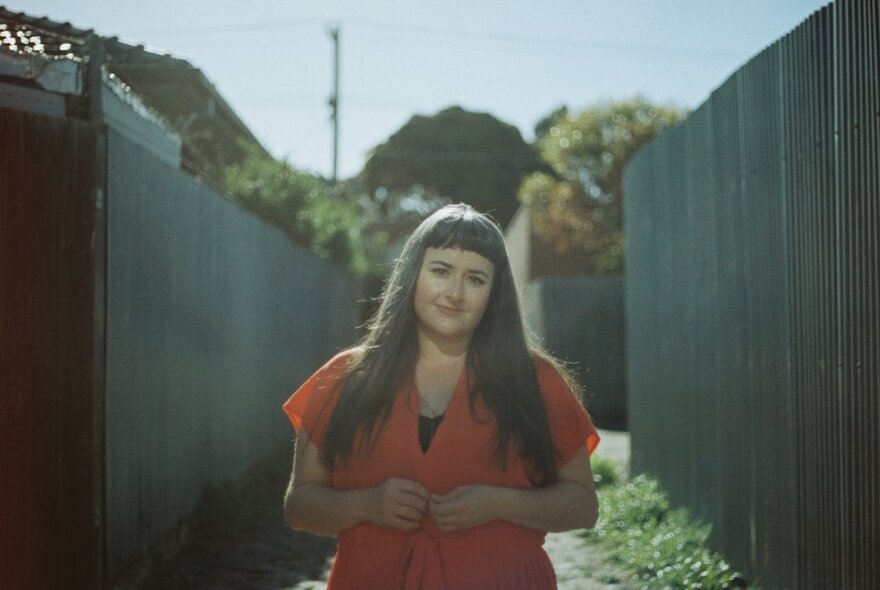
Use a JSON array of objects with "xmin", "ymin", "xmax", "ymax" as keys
[
  {"xmin": 0, "ymin": 6, "xmax": 268, "ymax": 183},
  {"xmin": 0, "ymin": 6, "xmax": 91, "ymax": 58}
]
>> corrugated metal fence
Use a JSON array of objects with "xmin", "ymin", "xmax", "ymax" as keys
[
  {"xmin": 623, "ymin": 1, "xmax": 878, "ymax": 588},
  {"xmin": 1, "ymin": 107, "xmax": 362, "ymax": 588},
  {"xmin": 104, "ymin": 128, "xmax": 362, "ymax": 577},
  {"xmin": 0, "ymin": 107, "xmax": 102, "ymax": 589}
]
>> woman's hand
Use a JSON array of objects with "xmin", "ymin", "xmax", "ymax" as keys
[
  {"xmin": 368, "ymin": 478, "xmax": 431, "ymax": 530},
  {"xmin": 428, "ymin": 445, "xmax": 599, "ymax": 533},
  {"xmin": 429, "ymin": 485, "xmax": 498, "ymax": 531},
  {"xmin": 286, "ymin": 433, "xmax": 432, "ymax": 536}
]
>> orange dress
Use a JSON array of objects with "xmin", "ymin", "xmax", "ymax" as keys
[{"xmin": 283, "ymin": 349, "xmax": 600, "ymax": 590}]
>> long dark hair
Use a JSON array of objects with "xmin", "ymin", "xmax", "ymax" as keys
[{"xmin": 321, "ymin": 203, "xmax": 581, "ymax": 486}]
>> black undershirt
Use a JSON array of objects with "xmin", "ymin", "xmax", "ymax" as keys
[{"xmin": 418, "ymin": 413, "xmax": 445, "ymax": 453}]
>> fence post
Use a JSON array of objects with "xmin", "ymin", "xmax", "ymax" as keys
[{"xmin": 87, "ymin": 32, "xmax": 108, "ymax": 590}]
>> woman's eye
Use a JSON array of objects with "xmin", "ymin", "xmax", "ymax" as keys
[
  {"xmin": 431, "ymin": 267, "xmax": 449, "ymax": 276},
  {"xmin": 468, "ymin": 276, "xmax": 486, "ymax": 286}
]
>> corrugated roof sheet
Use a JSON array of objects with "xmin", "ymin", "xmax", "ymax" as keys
[
  {"xmin": 0, "ymin": 5, "xmax": 268, "ymax": 183},
  {"xmin": 0, "ymin": 6, "xmax": 90, "ymax": 59}
]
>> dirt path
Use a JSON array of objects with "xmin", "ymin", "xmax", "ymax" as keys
[{"xmin": 138, "ymin": 430, "xmax": 633, "ymax": 589}]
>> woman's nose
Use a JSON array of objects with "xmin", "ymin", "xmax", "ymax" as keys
[{"xmin": 445, "ymin": 278, "xmax": 464, "ymax": 300}]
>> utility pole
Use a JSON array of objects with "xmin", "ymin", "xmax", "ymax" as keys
[{"xmin": 327, "ymin": 24, "xmax": 340, "ymax": 183}]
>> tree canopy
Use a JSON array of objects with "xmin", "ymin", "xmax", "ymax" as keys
[
  {"xmin": 361, "ymin": 106, "xmax": 550, "ymax": 228},
  {"xmin": 519, "ymin": 96, "xmax": 685, "ymax": 274}
]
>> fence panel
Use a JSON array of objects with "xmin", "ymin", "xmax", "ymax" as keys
[
  {"xmin": 0, "ymin": 108, "xmax": 100, "ymax": 589},
  {"xmin": 624, "ymin": 0, "xmax": 879, "ymax": 586},
  {"xmin": 683, "ymin": 101, "xmax": 722, "ymax": 529},
  {"xmin": 104, "ymin": 128, "xmax": 362, "ymax": 576},
  {"xmin": 836, "ymin": 0, "xmax": 880, "ymax": 585},
  {"xmin": 785, "ymin": 8, "xmax": 842, "ymax": 587}
]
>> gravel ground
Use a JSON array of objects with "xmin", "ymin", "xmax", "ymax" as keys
[{"xmin": 136, "ymin": 429, "xmax": 633, "ymax": 590}]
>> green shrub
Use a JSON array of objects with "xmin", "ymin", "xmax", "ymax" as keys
[
  {"xmin": 585, "ymin": 472, "xmax": 747, "ymax": 589},
  {"xmin": 590, "ymin": 455, "xmax": 621, "ymax": 489}
]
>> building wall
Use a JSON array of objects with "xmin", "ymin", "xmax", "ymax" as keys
[
  {"xmin": 505, "ymin": 205, "xmax": 626, "ymax": 428},
  {"xmin": 540, "ymin": 275, "xmax": 626, "ymax": 429}
]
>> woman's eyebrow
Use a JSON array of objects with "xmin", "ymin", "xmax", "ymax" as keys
[{"xmin": 427, "ymin": 259, "xmax": 491, "ymax": 277}]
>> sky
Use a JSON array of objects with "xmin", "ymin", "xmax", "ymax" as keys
[{"xmin": 24, "ymin": 0, "xmax": 829, "ymax": 179}]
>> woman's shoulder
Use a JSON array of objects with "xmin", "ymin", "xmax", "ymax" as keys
[
  {"xmin": 284, "ymin": 347, "xmax": 364, "ymax": 431},
  {"xmin": 329, "ymin": 345, "xmax": 365, "ymax": 362},
  {"xmin": 530, "ymin": 351, "xmax": 584, "ymax": 402},
  {"xmin": 297, "ymin": 347, "xmax": 364, "ymax": 395},
  {"xmin": 315, "ymin": 346, "xmax": 365, "ymax": 374},
  {"xmin": 530, "ymin": 351, "xmax": 563, "ymax": 381}
]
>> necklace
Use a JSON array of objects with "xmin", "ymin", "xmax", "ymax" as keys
[
  {"xmin": 417, "ymin": 390, "xmax": 448, "ymax": 418},
  {"xmin": 415, "ymin": 357, "xmax": 461, "ymax": 417}
]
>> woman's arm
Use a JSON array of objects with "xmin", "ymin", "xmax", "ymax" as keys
[
  {"xmin": 283, "ymin": 431, "xmax": 431, "ymax": 536},
  {"xmin": 428, "ymin": 445, "xmax": 598, "ymax": 533}
]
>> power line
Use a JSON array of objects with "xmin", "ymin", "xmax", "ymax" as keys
[
  {"xmin": 364, "ymin": 147, "xmax": 545, "ymax": 165},
  {"xmin": 346, "ymin": 18, "xmax": 747, "ymax": 61},
  {"xmin": 346, "ymin": 32, "xmax": 739, "ymax": 66},
  {"xmin": 123, "ymin": 17, "xmax": 747, "ymax": 60},
  {"xmin": 126, "ymin": 19, "xmax": 320, "ymax": 37},
  {"xmin": 235, "ymin": 92, "xmax": 425, "ymax": 108}
]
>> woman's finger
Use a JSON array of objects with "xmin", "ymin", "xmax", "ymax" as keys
[
  {"xmin": 397, "ymin": 493, "xmax": 428, "ymax": 513},
  {"xmin": 396, "ymin": 480, "xmax": 431, "ymax": 501},
  {"xmin": 432, "ymin": 486, "xmax": 466, "ymax": 504},
  {"xmin": 429, "ymin": 500, "xmax": 456, "ymax": 519},
  {"xmin": 394, "ymin": 505, "xmax": 424, "ymax": 522}
]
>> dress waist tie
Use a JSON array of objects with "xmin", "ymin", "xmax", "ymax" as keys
[{"xmin": 402, "ymin": 529, "xmax": 445, "ymax": 590}]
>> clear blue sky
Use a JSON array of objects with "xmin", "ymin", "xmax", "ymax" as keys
[{"xmin": 24, "ymin": 0, "xmax": 828, "ymax": 179}]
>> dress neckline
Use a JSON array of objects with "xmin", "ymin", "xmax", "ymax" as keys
[
  {"xmin": 408, "ymin": 365, "xmax": 468, "ymax": 456},
  {"xmin": 418, "ymin": 413, "xmax": 446, "ymax": 453}
]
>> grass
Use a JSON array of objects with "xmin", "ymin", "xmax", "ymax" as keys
[{"xmin": 587, "ymin": 456, "xmax": 749, "ymax": 589}]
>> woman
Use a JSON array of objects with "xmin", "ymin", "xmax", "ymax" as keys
[{"xmin": 282, "ymin": 204, "xmax": 600, "ymax": 589}]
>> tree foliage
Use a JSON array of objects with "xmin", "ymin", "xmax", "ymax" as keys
[
  {"xmin": 361, "ymin": 106, "xmax": 551, "ymax": 228},
  {"xmin": 533, "ymin": 105, "xmax": 569, "ymax": 143},
  {"xmin": 519, "ymin": 96, "xmax": 685, "ymax": 274},
  {"xmin": 223, "ymin": 143, "xmax": 386, "ymax": 276}
]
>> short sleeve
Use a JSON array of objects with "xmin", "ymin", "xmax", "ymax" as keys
[
  {"xmin": 536, "ymin": 359, "xmax": 601, "ymax": 465},
  {"xmin": 282, "ymin": 349, "xmax": 359, "ymax": 447}
]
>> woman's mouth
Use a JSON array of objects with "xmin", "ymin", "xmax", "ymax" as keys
[{"xmin": 436, "ymin": 305, "xmax": 463, "ymax": 315}]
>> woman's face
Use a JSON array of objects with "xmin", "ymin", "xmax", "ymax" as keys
[{"xmin": 413, "ymin": 247, "xmax": 495, "ymax": 346}]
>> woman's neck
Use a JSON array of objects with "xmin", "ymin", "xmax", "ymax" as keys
[{"xmin": 416, "ymin": 328, "xmax": 470, "ymax": 365}]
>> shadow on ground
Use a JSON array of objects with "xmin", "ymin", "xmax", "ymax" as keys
[{"xmin": 139, "ymin": 444, "xmax": 335, "ymax": 590}]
